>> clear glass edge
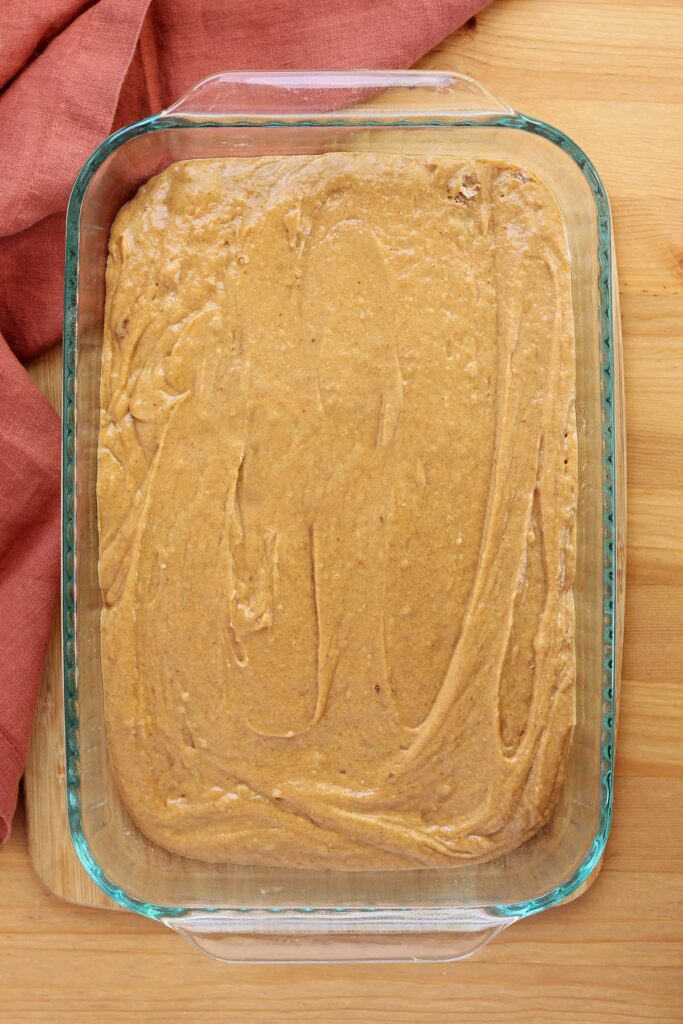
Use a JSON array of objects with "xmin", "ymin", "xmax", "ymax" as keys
[
  {"xmin": 61, "ymin": 107, "xmax": 620, "ymax": 933},
  {"xmin": 162, "ymin": 69, "xmax": 513, "ymax": 118}
]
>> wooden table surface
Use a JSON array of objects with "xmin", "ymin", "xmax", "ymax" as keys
[{"xmin": 5, "ymin": 1, "xmax": 683, "ymax": 1020}]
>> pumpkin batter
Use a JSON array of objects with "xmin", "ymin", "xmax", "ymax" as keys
[{"xmin": 98, "ymin": 153, "xmax": 577, "ymax": 868}]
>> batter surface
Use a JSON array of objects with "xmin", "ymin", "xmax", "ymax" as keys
[{"xmin": 98, "ymin": 153, "xmax": 577, "ymax": 868}]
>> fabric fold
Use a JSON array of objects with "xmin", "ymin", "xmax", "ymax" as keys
[{"xmin": 0, "ymin": 337, "xmax": 60, "ymax": 843}]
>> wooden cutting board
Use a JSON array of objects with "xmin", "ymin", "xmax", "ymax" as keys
[
  {"xmin": 24, "ymin": 350, "xmax": 117, "ymax": 909},
  {"xmin": 23, "ymin": 0, "xmax": 683, "ymax": 921},
  {"xmin": 25, "ymin": 625, "xmax": 117, "ymax": 909}
]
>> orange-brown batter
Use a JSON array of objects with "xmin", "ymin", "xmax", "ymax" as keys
[{"xmin": 98, "ymin": 153, "xmax": 577, "ymax": 868}]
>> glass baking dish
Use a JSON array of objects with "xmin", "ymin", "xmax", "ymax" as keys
[{"xmin": 62, "ymin": 71, "xmax": 625, "ymax": 962}]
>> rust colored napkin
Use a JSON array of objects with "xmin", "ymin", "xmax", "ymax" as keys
[{"xmin": 0, "ymin": 0, "xmax": 488, "ymax": 842}]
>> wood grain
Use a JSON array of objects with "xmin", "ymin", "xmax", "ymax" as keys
[{"xmin": 7, "ymin": 0, "xmax": 683, "ymax": 1020}]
